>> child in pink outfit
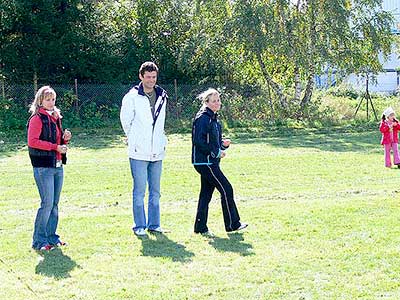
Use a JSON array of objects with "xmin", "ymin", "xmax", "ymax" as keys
[{"xmin": 380, "ymin": 107, "xmax": 400, "ymax": 168}]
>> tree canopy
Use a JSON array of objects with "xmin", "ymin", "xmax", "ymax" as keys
[{"xmin": 0, "ymin": 0, "xmax": 394, "ymax": 113}]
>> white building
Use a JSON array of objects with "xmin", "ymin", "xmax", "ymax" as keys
[
  {"xmin": 384, "ymin": 0, "xmax": 400, "ymax": 34},
  {"xmin": 346, "ymin": 0, "xmax": 400, "ymax": 93}
]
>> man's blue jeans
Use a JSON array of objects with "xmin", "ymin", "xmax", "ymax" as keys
[
  {"xmin": 129, "ymin": 159, "xmax": 162, "ymax": 230},
  {"xmin": 32, "ymin": 167, "xmax": 64, "ymax": 249}
]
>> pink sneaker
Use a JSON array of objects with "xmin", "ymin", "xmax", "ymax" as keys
[{"xmin": 39, "ymin": 244, "xmax": 54, "ymax": 251}]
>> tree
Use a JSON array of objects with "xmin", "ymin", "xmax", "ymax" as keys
[
  {"xmin": 176, "ymin": 0, "xmax": 236, "ymax": 84},
  {"xmin": 229, "ymin": 0, "xmax": 393, "ymax": 117},
  {"xmin": 0, "ymin": 0, "xmax": 124, "ymax": 83}
]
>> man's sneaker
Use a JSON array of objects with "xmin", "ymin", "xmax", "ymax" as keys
[
  {"xmin": 148, "ymin": 227, "xmax": 169, "ymax": 233},
  {"xmin": 133, "ymin": 228, "xmax": 146, "ymax": 236},
  {"xmin": 229, "ymin": 223, "xmax": 248, "ymax": 233},
  {"xmin": 39, "ymin": 244, "xmax": 54, "ymax": 251}
]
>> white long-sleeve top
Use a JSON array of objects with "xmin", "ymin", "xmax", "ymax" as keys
[{"xmin": 120, "ymin": 83, "xmax": 168, "ymax": 161}]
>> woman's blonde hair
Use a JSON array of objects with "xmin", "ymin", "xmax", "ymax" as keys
[
  {"xmin": 29, "ymin": 86, "xmax": 60, "ymax": 116},
  {"xmin": 198, "ymin": 88, "xmax": 219, "ymax": 108}
]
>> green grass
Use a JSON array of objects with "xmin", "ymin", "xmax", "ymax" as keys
[{"xmin": 2, "ymin": 127, "xmax": 400, "ymax": 299}]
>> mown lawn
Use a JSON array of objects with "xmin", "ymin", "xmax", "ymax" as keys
[{"xmin": 1, "ymin": 127, "xmax": 400, "ymax": 300}]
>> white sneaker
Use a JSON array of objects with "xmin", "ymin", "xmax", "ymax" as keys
[
  {"xmin": 133, "ymin": 228, "xmax": 146, "ymax": 236},
  {"xmin": 229, "ymin": 223, "xmax": 248, "ymax": 233},
  {"xmin": 238, "ymin": 223, "xmax": 248, "ymax": 231}
]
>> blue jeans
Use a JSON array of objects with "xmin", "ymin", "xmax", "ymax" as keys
[
  {"xmin": 32, "ymin": 167, "xmax": 64, "ymax": 249},
  {"xmin": 129, "ymin": 159, "xmax": 162, "ymax": 230}
]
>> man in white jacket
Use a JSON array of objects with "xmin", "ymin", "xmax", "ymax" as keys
[{"xmin": 120, "ymin": 62, "xmax": 168, "ymax": 236}]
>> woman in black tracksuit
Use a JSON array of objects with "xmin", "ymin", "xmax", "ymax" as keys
[{"xmin": 191, "ymin": 88, "xmax": 248, "ymax": 236}]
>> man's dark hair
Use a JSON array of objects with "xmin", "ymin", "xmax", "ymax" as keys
[{"xmin": 139, "ymin": 61, "xmax": 159, "ymax": 76}]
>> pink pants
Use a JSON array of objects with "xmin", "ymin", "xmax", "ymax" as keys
[{"xmin": 384, "ymin": 143, "xmax": 400, "ymax": 167}]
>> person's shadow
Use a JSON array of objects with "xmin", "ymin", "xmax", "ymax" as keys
[
  {"xmin": 140, "ymin": 233, "xmax": 195, "ymax": 263},
  {"xmin": 35, "ymin": 248, "xmax": 79, "ymax": 279},
  {"xmin": 208, "ymin": 233, "xmax": 254, "ymax": 256}
]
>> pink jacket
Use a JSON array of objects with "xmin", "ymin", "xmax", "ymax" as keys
[
  {"xmin": 28, "ymin": 108, "xmax": 63, "ymax": 160},
  {"xmin": 380, "ymin": 120, "xmax": 399, "ymax": 145}
]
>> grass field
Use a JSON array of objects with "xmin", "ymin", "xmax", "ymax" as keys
[{"xmin": 1, "ymin": 126, "xmax": 400, "ymax": 300}]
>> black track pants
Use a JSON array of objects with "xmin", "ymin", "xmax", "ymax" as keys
[{"xmin": 194, "ymin": 164, "xmax": 241, "ymax": 233}]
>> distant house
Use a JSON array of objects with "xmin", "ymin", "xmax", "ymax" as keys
[
  {"xmin": 385, "ymin": 0, "xmax": 400, "ymax": 35},
  {"xmin": 317, "ymin": 0, "xmax": 400, "ymax": 93}
]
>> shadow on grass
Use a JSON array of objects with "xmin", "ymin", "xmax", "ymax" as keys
[
  {"xmin": 140, "ymin": 232, "xmax": 194, "ymax": 263},
  {"xmin": 1, "ymin": 125, "xmax": 380, "ymax": 158},
  {"xmin": 35, "ymin": 248, "xmax": 79, "ymax": 279},
  {"xmin": 233, "ymin": 126, "xmax": 379, "ymax": 153},
  {"xmin": 208, "ymin": 232, "xmax": 254, "ymax": 256}
]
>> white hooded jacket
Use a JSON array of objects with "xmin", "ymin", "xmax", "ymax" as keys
[{"xmin": 120, "ymin": 83, "xmax": 168, "ymax": 161}]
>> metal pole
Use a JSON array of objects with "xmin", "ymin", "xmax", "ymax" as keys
[
  {"xmin": 354, "ymin": 96, "xmax": 364, "ymax": 118},
  {"xmin": 369, "ymin": 93, "xmax": 378, "ymax": 121}
]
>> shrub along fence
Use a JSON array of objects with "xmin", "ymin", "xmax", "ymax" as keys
[{"xmin": 0, "ymin": 80, "xmax": 273, "ymax": 132}]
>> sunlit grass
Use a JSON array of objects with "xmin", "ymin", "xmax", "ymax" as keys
[{"xmin": 1, "ymin": 127, "xmax": 400, "ymax": 299}]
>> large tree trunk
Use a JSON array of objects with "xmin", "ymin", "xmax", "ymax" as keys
[
  {"xmin": 299, "ymin": 0, "xmax": 316, "ymax": 110},
  {"xmin": 256, "ymin": 52, "xmax": 289, "ymax": 110},
  {"xmin": 266, "ymin": 82, "xmax": 275, "ymax": 122},
  {"xmin": 294, "ymin": 66, "xmax": 302, "ymax": 102},
  {"xmin": 300, "ymin": 73, "xmax": 314, "ymax": 109}
]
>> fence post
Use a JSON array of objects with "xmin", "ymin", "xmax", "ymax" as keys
[
  {"xmin": 33, "ymin": 71, "xmax": 38, "ymax": 95},
  {"xmin": 74, "ymin": 78, "xmax": 79, "ymax": 109},
  {"xmin": 397, "ymin": 71, "xmax": 400, "ymax": 91},
  {"xmin": 1, "ymin": 77, "xmax": 5, "ymax": 99},
  {"xmin": 174, "ymin": 79, "xmax": 178, "ymax": 102},
  {"xmin": 174, "ymin": 79, "xmax": 179, "ymax": 118}
]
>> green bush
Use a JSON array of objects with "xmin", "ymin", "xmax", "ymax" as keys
[
  {"xmin": 2, "ymin": 83, "xmax": 400, "ymax": 136},
  {"xmin": 0, "ymin": 97, "xmax": 28, "ymax": 132},
  {"xmin": 326, "ymin": 83, "xmax": 360, "ymax": 99},
  {"xmin": 57, "ymin": 91, "xmax": 121, "ymax": 129}
]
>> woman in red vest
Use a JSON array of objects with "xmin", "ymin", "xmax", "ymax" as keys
[{"xmin": 27, "ymin": 86, "xmax": 72, "ymax": 251}]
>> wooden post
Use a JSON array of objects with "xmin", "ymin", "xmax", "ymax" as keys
[
  {"xmin": 74, "ymin": 78, "xmax": 79, "ymax": 109},
  {"xmin": 174, "ymin": 79, "xmax": 178, "ymax": 118},
  {"xmin": 0, "ymin": 65, "xmax": 5, "ymax": 99},
  {"xmin": 1, "ymin": 77, "xmax": 5, "ymax": 99},
  {"xmin": 174, "ymin": 79, "xmax": 178, "ymax": 102},
  {"xmin": 31, "ymin": 71, "xmax": 38, "ymax": 107},
  {"xmin": 33, "ymin": 71, "xmax": 38, "ymax": 95},
  {"xmin": 366, "ymin": 76, "xmax": 369, "ymax": 120},
  {"xmin": 74, "ymin": 78, "xmax": 78, "ymax": 98}
]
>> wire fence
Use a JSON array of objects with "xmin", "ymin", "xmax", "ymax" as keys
[{"xmin": 0, "ymin": 80, "xmax": 272, "ymax": 130}]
